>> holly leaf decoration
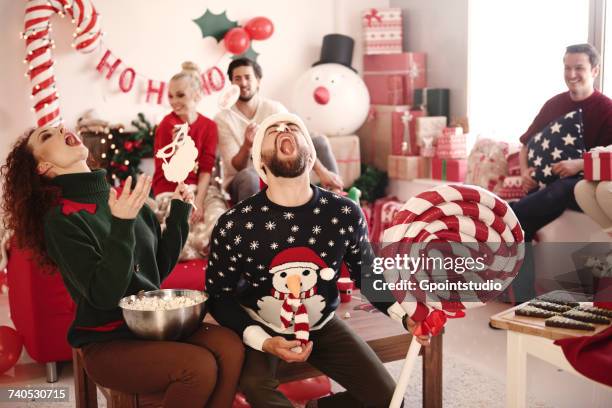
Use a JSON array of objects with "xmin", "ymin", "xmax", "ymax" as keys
[
  {"xmin": 193, "ymin": 9, "xmax": 238, "ymax": 42},
  {"xmin": 231, "ymin": 44, "xmax": 260, "ymax": 61}
]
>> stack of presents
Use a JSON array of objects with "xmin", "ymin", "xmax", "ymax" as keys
[{"xmin": 357, "ymin": 7, "xmax": 526, "ymax": 242}]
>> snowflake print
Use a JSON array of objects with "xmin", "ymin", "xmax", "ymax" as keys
[
  {"xmin": 225, "ymin": 220, "xmax": 234, "ymax": 229},
  {"xmin": 246, "ymin": 222, "xmax": 254, "ymax": 230},
  {"xmin": 352, "ymin": 249, "xmax": 359, "ymax": 254},
  {"xmin": 291, "ymin": 225, "xmax": 299, "ymax": 232},
  {"xmin": 227, "ymin": 208, "xmax": 236, "ymax": 215},
  {"xmin": 212, "ymin": 252, "xmax": 218, "ymax": 260},
  {"xmin": 348, "ymin": 226, "xmax": 354, "ymax": 232},
  {"xmin": 207, "ymin": 278, "xmax": 213, "ymax": 284},
  {"xmin": 328, "ymin": 240, "xmax": 335, "ymax": 247},
  {"xmin": 265, "ymin": 221, "xmax": 276, "ymax": 230},
  {"xmin": 228, "ymin": 266, "xmax": 235, "ymax": 271},
  {"xmin": 252, "ymin": 282, "xmax": 259, "ymax": 287},
  {"xmin": 270, "ymin": 242, "xmax": 279, "ymax": 250},
  {"xmin": 247, "ymin": 257, "xmax": 253, "ymax": 263},
  {"xmin": 222, "ymin": 287, "xmax": 233, "ymax": 292},
  {"xmin": 220, "ymin": 228, "xmax": 226, "ymax": 237},
  {"xmin": 320, "ymin": 197, "xmax": 328, "ymax": 205},
  {"xmin": 308, "ymin": 237, "xmax": 316, "ymax": 245},
  {"xmin": 312, "ymin": 225, "xmax": 322, "ymax": 234},
  {"xmin": 237, "ymin": 253, "xmax": 243, "ymax": 258},
  {"xmin": 283, "ymin": 212, "xmax": 294, "ymax": 220},
  {"xmin": 234, "ymin": 235, "xmax": 242, "ymax": 245},
  {"xmin": 225, "ymin": 244, "xmax": 231, "ymax": 250},
  {"xmin": 320, "ymin": 252, "xmax": 327, "ymax": 258},
  {"xmin": 250, "ymin": 241, "xmax": 259, "ymax": 250},
  {"xmin": 242, "ymin": 205, "xmax": 252, "ymax": 213},
  {"xmin": 341, "ymin": 206, "xmax": 351, "ymax": 214},
  {"xmin": 331, "ymin": 217, "xmax": 339, "ymax": 224},
  {"xmin": 313, "ymin": 207, "xmax": 321, "ymax": 215},
  {"xmin": 245, "ymin": 272, "xmax": 251, "ymax": 277},
  {"xmin": 287, "ymin": 236, "xmax": 296, "ymax": 244},
  {"xmin": 257, "ymin": 264, "xmax": 265, "ymax": 270},
  {"xmin": 261, "ymin": 205, "xmax": 269, "ymax": 212},
  {"xmin": 259, "ymin": 276, "xmax": 268, "ymax": 281},
  {"xmin": 213, "ymin": 238, "xmax": 219, "ymax": 245},
  {"xmin": 345, "ymin": 240, "xmax": 350, "ymax": 246},
  {"xmin": 218, "ymin": 271, "xmax": 225, "ymax": 277},
  {"xmin": 339, "ymin": 228, "xmax": 346, "ymax": 235},
  {"xmin": 230, "ymin": 256, "xmax": 237, "ymax": 262}
]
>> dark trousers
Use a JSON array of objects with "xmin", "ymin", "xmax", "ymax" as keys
[
  {"xmin": 239, "ymin": 317, "xmax": 397, "ymax": 408},
  {"xmin": 509, "ymin": 176, "xmax": 582, "ymax": 300},
  {"xmin": 82, "ymin": 324, "xmax": 244, "ymax": 408}
]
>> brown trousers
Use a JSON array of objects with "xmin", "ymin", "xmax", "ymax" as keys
[
  {"xmin": 81, "ymin": 323, "xmax": 244, "ymax": 408},
  {"xmin": 239, "ymin": 317, "xmax": 397, "ymax": 408}
]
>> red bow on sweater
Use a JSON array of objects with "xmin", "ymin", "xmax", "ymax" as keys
[
  {"xmin": 60, "ymin": 199, "xmax": 97, "ymax": 216},
  {"xmin": 272, "ymin": 288, "xmax": 316, "ymax": 345}
]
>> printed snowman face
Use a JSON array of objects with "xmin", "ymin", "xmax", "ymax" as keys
[
  {"xmin": 291, "ymin": 63, "xmax": 370, "ymax": 136},
  {"xmin": 272, "ymin": 266, "xmax": 318, "ymax": 294}
]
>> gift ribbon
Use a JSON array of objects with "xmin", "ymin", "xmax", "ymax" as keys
[
  {"xmin": 401, "ymin": 111, "xmax": 413, "ymax": 155},
  {"xmin": 363, "ymin": 8, "xmax": 382, "ymax": 27},
  {"xmin": 413, "ymin": 309, "xmax": 465, "ymax": 337}
]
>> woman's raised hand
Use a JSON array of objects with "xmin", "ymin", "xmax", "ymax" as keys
[{"xmin": 108, "ymin": 175, "xmax": 152, "ymax": 219}]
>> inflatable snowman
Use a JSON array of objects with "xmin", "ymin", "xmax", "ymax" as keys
[{"xmin": 291, "ymin": 34, "xmax": 370, "ymax": 136}]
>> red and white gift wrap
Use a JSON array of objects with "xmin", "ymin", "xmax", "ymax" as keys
[
  {"xmin": 391, "ymin": 110, "xmax": 424, "ymax": 156},
  {"xmin": 369, "ymin": 197, "xmax": 403, "ymax": 243},
  {"xmin": 497, "ymin": 176, "xmax": 525, "ymax": 200},
  {"xmin": 388, "ymin": 155, "xmax": 430, "ymax": 180},
  {"xmin": 415, "ymin": 116, "xmax": 446, "ymax": 158},
  {"xmin": 583, "ymin": 147, "xmax": 612, "ymax": 181},
  {"xmin": 361, "ymin": 8, "xmax": 403, "ymax": 55},
  {"xmin": 363, "ymin": 53, "xmax": 427, "ymax": 105},
  {"xmin": 506, "ymin": 150, "xmax": 521, "ymax": 176},
  {"xmin": 431, "ymin": 158, "xmax": 467, "ymax": 182},
  {"xmin": 337, "ymin": 277, "xmax": 354, "ymax": 303},
  {"xmin": 327, "ymin": 135, "xmax": 361, "ymax": 186},
  {"xmin": 358, "ymin": 105, "xmax": 410, "ymax": 170},
  {"xmin": 24, "ymin": 0, "xmax": 102, "ymax": 127},
  {"xmin": 465, "ymin": 138, "xmax": 509, "ymax": 193},
  {"xmin": 435, "ymin": 127, "xmax": 467, "ymax": 159}
]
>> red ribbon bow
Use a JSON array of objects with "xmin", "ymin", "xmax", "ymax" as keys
[
  {"xmin": 60, "ymin": 199, "xmax": 97, "ymax": 216},
  {"xmin": 364, "ymin": 9, "xmax": 382, "ymax": 27},
  {"xmin": 414, "ymin": 309, "xmax": 447, "ymax": 336}
]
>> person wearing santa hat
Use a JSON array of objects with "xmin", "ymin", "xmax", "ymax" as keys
[{"xmin": 206, "ymin": 112, "xmax": 428, "ymax": 408}]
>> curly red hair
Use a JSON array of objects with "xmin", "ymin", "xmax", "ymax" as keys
[{"xmin": 1, "ymin": 129, "xmax": 61, "ymax": 267}]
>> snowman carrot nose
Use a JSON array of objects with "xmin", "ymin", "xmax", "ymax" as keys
[
  {"xmin": 314, "ymin": 86, "xmax": 330, "ymax": 105},
  {"xmin": 287, "ymin": 275, "xmax": 301, "ymax": 297}
]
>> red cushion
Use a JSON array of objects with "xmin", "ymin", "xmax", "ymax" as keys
[{"xmin": 161, "ymin": 259, "xmax": 207, "ymax": 290}]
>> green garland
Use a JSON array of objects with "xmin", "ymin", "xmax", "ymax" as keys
[
  {"xmin": 351, "ymin": 165, "xmax": 388, "ymax": 203},
  {"xmin": 107, "ymin": 113, "xmax": 155, "ymax": 181}
]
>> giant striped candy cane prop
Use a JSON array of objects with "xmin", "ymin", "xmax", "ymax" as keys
[
  {"xmin": 382, "ymin": 185, "xmax": 524, "ymax": 407},
  {"xmin": 23, "ymin": 0, "xmax": 101, "ymax": 127}
]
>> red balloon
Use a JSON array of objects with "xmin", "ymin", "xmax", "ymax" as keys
[
  {"xmin": 0, "ymin": 326, "xmax": 23, "ymax": 374},
  {"xmin": 244, "ymin": 17, "xmax": 274, "ymax": 41},
  {"xmin": 278, "ymin": 375, "xmax": 332, "ymax": 403},
  {"xmin": 224, "ymin": 28, "xmax": 251, "ymax": 55}
]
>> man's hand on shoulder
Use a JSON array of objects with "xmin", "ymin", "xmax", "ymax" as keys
[
  {"xmin": 262, "ymin": 337, "xmax": 313, "ymax": 362},
  {"xmin": 552, "ymin": 159, "xmax": 583, "ymax": 178}
]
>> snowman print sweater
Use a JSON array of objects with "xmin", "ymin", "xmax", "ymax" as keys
[{"xmin": 206, "ymin": 186, "xmax": 397, "ymax": 350}]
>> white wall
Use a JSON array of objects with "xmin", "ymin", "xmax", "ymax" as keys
[
  {"xmin": 390, "ymin": 0, "xmax": 469, "ymax": 120},
  {"xmin": 0, "ymin": 0, "xmax": 388, "ymax": 161}
]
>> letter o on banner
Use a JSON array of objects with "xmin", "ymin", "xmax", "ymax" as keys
[{"xmin": 119, "ymin": 68, "xmax": 136, "ymax": 93}]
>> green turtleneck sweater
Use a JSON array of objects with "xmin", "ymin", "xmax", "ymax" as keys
[{"xmin": 43, "ymin": 170, "xmax": 191, "ymax": 347}]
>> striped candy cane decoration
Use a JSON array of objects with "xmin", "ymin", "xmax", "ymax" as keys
[{"xmin": 23, "ymin": 0, "xmax": 101, "ymax": 127}]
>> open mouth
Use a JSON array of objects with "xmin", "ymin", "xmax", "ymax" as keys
[
  {"xmin": 64, "ymin": 132, "xmax": 82, "ymax": 147},
  {"xmin": 277, "ymin": 134, "xmax": 296, "ymax": 155}
]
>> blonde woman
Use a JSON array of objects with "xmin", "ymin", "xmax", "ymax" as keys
[{"xmin": 152, "ymin": 61, "xmax": 227, "ymax": 259}]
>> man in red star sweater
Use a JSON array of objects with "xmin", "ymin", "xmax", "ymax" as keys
[{"xmin": 206, "ymin": 113, "xmax": 428, "ymax": 407}]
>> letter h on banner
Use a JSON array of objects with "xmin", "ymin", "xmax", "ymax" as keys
[{"xmin": 146, "ymin": 79, "xmax": 166, "ymax": 105}]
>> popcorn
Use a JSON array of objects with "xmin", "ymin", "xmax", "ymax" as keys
[{"xmin": 123, "ymin": 294, "xmax": 203, "ymax": 311}]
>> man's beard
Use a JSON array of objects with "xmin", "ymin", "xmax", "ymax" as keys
[
  {"xmin": 238, "ymin": 89, "xmax": 256, "ymax": 102},
  {"xmin": 262, "ymin": 147, "xmax": 309, "ymax": 178}
]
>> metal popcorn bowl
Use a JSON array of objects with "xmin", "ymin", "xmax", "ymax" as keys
[{"xmin": 119, "ymin": 289, "xmax": 207, "ymax": 341}]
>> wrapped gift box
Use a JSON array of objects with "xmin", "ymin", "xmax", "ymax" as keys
[
  {"xmin": 584, "ymin": 149, "xmax": 612, "ymax": 181},
  {"xmin": 361, "ymin": 8, "xmax": 403, "ymax": 55},
  {"xmin": 413, "ymin": 88, "xmax": 450, "ymax": 121},
  {"xmin": 326, "ymin": 135, "xmax": 361, "ymax": 186},
  {"xmin": 435, "ymin": 127, "xmax": 467, "ymax": 159},
  {"xmin": 388, "ymin": 155, "xmax": 430, "ymax": 180},
  {"xmin": 363, "ymin": 53, "xmax": 427, "ymax": 105},
  {"xmin": 370, "ymin": 196, "xmax": 404, "ymax": 243},
  {"xmin": 506, "ymin": 151, "xmax": 521, "ymax": 176},
  {"xmin": 357, "ymin": 104, "xmax": 410, "ymax": 170},
  {"xmin": 498, "ymin": 176, "xmax": 525, "ymax": 200},
  {"xmin": 416, "ymin": 116, "xmax": 447, "ymax": 157},
  {"xmin": 465, "ymin": 138, "xmax": 509, "ymax": 192},
  {"xmin": 431, "ymin": 157, "xmax": 467, "ymax": 182},
  {"xmin": 391, "ymin": 110, "xmax": 424, "ymax": 156}
]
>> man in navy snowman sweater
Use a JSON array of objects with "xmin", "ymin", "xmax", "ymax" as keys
[{"xmin": 207, "ymin": 113, "xmax": 427, "ymax": 408}]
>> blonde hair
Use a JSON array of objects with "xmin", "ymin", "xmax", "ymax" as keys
[{"xmin": 171, "ymin": 61, "xmax": 203, "ymax": 95}]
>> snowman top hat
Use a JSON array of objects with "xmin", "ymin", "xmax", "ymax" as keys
[{"xmin": 313, "ymin": 34, "xmax": 357, "ymax": 73}]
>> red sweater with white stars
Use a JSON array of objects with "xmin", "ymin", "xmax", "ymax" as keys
[{"xmin": 206, "ymin": 186, "xmax": 396, "ymax": 350}]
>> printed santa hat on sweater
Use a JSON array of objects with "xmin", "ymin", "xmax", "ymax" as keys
[
  {"xmin": 269, "ymin": 247, "xmax": 335, "ymax": 281},
  {"xmin": 252, "ymin": 112, "xmax": 317, "ymax": 184}
]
